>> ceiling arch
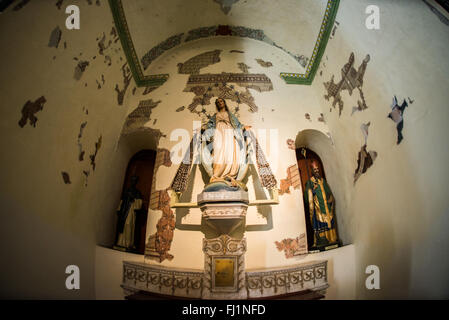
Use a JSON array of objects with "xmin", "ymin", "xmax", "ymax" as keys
[{"xmin": 108, "ymin": 0, "xmax": 340, "ymax": 86}]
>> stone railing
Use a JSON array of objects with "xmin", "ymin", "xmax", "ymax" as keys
[
  {"xmin": 122, "ymin": 261, "xmax": 204, "ymax": 298},
  {"xmin": 245, "ymin": 260, "xmax": 328, "ymax": 298},
  {"xmin": 122, "ymin": 260, "xmax": 328, "ymax": 299}
]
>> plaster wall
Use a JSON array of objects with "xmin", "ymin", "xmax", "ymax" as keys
[
  {"xmin": 0, "ymin": 1, "xmax": 137, "ymax": 298},
  {"xmin": 315, "ymin": 0, "xmax": 449, "ymax": 299}
]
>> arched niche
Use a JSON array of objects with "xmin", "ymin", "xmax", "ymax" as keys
[
  {"xmin": 105, "ymin": 129, "xmax": 160, "ymax": 254},
  {"xmin": 295, "ymin": 129, "xmax": 349, "ymax": 248}
]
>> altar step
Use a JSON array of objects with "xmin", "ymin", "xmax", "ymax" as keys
[{"xmin": 125, "ymin": 289, "xmax": 324, "ymax": 300}]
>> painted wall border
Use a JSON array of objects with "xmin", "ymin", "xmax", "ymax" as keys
[
  {"xmin": 280, "ymin": 0, "xmax": 340, "ymax": 85},
  {"xmin": 108, "ymin": 0, "xmax": 339, "ymax": 87},
  {"xmin": 108, "ymin": 0, "xmax": 169, "ymax": 87}
]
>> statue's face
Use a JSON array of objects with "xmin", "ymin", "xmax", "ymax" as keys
[
  {"xmin": 311, "ymin": 164, "xmax": 320, "ymax": 178},
  {"xmin": 217, "ymin": 99, "xmax": 226, "ymax": 110}
]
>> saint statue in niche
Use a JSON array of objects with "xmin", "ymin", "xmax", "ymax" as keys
[
  {"xmin": 115, "ymin": 175, "xmax": 143, "ymax": 250},
  {"xmin": 201, "ymin": 98, "xmax": 252, "ymax": 191},
  {"xmin": 304, "ymin": 161, "xmax": 339, "ymax": 249}
]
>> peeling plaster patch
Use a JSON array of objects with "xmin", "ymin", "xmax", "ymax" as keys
[
  {"xmin": 176, "ymin": 106, "xmax": 185, "ymax": 112},
  {"xmin": 179, "ymin": 50, "xmax": 272, "ymax": 114},
  {"xmin": 324, "ymin": 52, "xmax": 370, "ymax": 116},
  {"xmin": 48, "ymin": 26, "xmax": 62, "ymax": 48},
  {"xmin": 83, "ymin": 170, "xmax": 90, "ymax": 186},
  {"xmin": 77, "ymin": 121, "xmax": 87, "ymax": 161},
  {"xmin": 286, "ymin": 139, "xmax": 295, "ymax": 150},
  {"xmin": 121, "ymin": 99, "xmax": 162, "ymax": 135},
  {"xmin": 13, "ymin": 0, "xmax": 30, "ymax": 11},
  {"xmin": 115, "ymin": 63, "xmax": 132, "ymax": 105},
  {"xmin": 143, "ymin": 85, "xmax": 161, "ymax": 95},
  {"xmin": 275, "ymin": 234, "xmax": 307, "ymax": 258},
  {"xmin": 18, "ymin": 96, "xmax": 46, "ymax": 128},
  {"xmin": 330, "ymin": 21, "xmax": 339, "ymax": 39},
  {"xmin": 361, "ymin": 122, "xmax": 370, "ymax": 145},
  {"xmin": 185, "ymin": 26, "xmax": 219, "ymax": 42},
  {"xmin": 237, "ymin": 62, "xmax": 250, "ymax": 73},
  {"xmin": 388, "ymin": 96, "xmax": 409, "ymax": 144},
  {"xmin": 104, "ymin": 55, "xmax": 112, "ymax": 66},
  {"xmin": 61, "ymin": 172, "xmax": 71, "ymax": 184},
  {"xmin": 141, "ymin": 25, "xmax": 308, "ymax": 70},
  {"xmin": 177, "ymin": 50, "xmax": 221, "ymax": 75},
  {"xmin": 185, "ymin": 73, "xmax": 273, "ymax": 113},
  {"xmin": 354, "ymin": 144, "xmax": 377, "ymax": 184},
  {"xmin": 213, "ymin": 0, "xmax": 240, "ymax": 14},
  {"xmin": 89, "ymin": 135, "xmax": 102, "ymax": 171},
  {"xmin": 141, "ymin": 33, "xmax": 184, "ymax": 70},
  {"xmin": 279, "ymin": 164, "xmax": 301, "ymax": 195},
  {"xmin": 97, "ymin": 32, "xmax": 108, "ymax": 55},
  {"xmin": 230, "ymin": 50, "xmax": 244, "ymax": 53},
  {"xmin": 146, "ymin": 190, "xmax": 175, "ymax": 262},
  {"xmin": 318, "ymin": 113, "xmax": 325, "ymax": 123},
  {"xmin": 351, "ymin": 92, "xmax": 368, "ymax": 116},
  {"xmin": 74, "ymin": 61, "xmax": 89, "ymax": 80},
  {"xmin": 56, "ymin": 0, "xmax": 64, "ymax": 10},
  {"xmin": 305, "ymin": 113, "xmax": 311, "ymax": 121},
  {"xmin": 255, "ymin": 58, "xmax": 273, "ymax": 67},
  {"xmin": 146, "ymin": 149, "xmax": 175, "ymax": 262}
]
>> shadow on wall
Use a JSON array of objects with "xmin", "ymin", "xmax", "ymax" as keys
[{"xmin": 295, "ymin": 129, "xmax": 352, "ymax": 246}]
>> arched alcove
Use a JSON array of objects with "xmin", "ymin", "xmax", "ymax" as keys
[
  {"xmin": 295, "ymin": 129, "xmax": 351, "ymax": 247},
  {"xmin": 113, "ymin": 149, "xmax": 156, "ymax": 254}
]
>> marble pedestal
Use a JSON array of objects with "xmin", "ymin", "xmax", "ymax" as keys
[{"xmin": 198, "ymin": 190, "xmax": 248, "ymax": 299}]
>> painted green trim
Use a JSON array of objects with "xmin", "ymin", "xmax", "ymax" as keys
[
  {"xmin": 280, "ymin": 0, "xmax": 340, "ymax": 85},
  {"xmin": 108, "ymin": 0, "xmax": 339, "ymax": 87},
  {"xmin": 108, "ymin": 0, "xmax": 168, "ymax": 87}
]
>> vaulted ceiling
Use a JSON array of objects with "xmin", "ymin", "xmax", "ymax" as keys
[{"xmin": 109, "ymin": 0, "xmax": 339, "ymax": 86}]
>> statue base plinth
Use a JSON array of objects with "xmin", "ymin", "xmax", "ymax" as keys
[
  {"xmin": 198, "ymin": 189, "xmax": 248, "ymax": 234},
  {"xmin": 197, "ymin": 189, "xmax": 249, "ymax": 204}
]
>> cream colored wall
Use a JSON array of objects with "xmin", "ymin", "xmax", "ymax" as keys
[
  {"xmin": 0, "ymin": 1, "xmax": 137, "ymax": 298},
  {"xmin": 315, "ymin": 0, "xmax": 449, "ymax": 299},
  {"xmin": 123, "ymin": 0, "xmax": 326, "ymax": 64}
]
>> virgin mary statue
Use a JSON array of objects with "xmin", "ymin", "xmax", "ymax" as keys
[{"xmin": 201, "ymin": 98, "xmax": 250, "ymax": 191}]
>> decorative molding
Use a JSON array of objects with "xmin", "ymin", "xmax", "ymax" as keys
[
  {"xmin": 122, "ymin": 261, "xmax": 204, "ymax": 298},
  {"xmin": 203, "ymin": 235, "xmax": 247, "ymax": 298},
  {"xmin": 108, "ymin": 0, "xmax": 169, "ymax": 87},
  {"xmin": 198, "ymin": 190, "xmax": 249, "ymax": 204},
  {"xmin": 108, "ymin": 0, "xmax": 339, "ymax": 86},
  {"xmin": 280, "ymin": 0, "xmax": 340, "ymax": 85},
  {"xmin": 246, "ymin": 261, "xmax": 328, "ymax": 298}
]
